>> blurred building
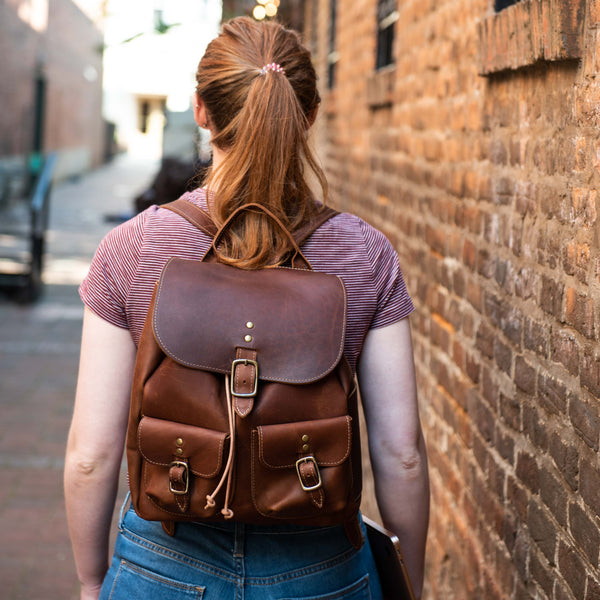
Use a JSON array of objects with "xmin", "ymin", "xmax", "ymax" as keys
[
  {"xmin": 221, "ymin": 0, "xmax": 304, "ymax": 31},
  {"xmin": 0, "ymin": 0, "xmax": 105, "ymax": 178},
  {"xmin": 102, "ymin": 0, "xmax": 221, "ymax": 161}
]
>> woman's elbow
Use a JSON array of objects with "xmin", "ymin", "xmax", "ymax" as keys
[
  {"xmin": 64, "ymin": 445, "xmax": 119, "ymax": 486},
  {"xmin": 374, "ymin": 435, "xmax": 428, "ymax": 480}
]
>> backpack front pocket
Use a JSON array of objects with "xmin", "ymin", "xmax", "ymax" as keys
[
  {"xmin": 137, "ymin": 416, "xmax": 229, "ymax": 518},
  {"xmin": 251, "ymin": 415, "xmax": 353, "ymax": 520}
]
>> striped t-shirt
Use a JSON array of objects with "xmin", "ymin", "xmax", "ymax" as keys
[{"xmin": 80, "ymin": 189, "xmax": 414, "ymax": 373}]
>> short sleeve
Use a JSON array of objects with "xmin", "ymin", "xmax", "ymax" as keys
[
  {"xmin": 79, "ymin": 212, "xmax": 146, "ymax": 329},
  {"xmin": 360, "ymin": 221, "xmax": 414, "ymax": 329}
]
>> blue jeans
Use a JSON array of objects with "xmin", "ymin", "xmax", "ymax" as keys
[{"xmin": 100, "ymin": 497, "xmax": 383, "ymax": 599}]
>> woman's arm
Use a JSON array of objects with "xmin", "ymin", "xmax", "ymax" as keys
[
  {"xmin": 64, "ymin": 308, "xmax": 137, "ymax": 600},
  {"xmin": 357, "ymin": 318, "xmax": 429, "ymax": 599}
]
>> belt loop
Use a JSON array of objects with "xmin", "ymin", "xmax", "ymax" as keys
[{"xmin": 233, "ymin": 522, "xmax": 245, "ymax": 558}]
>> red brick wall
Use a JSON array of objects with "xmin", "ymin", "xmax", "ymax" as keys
[
  {"xmin": 306, "ymin": 1, "xmax": 600, "ymax": 598},
  {"xmin": 0, "ymin": 0, "xmax": 104, "ymax": 168}
]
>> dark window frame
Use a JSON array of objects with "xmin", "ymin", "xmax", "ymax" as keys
[
  {"xmin": 495, "ymin": 0, "xmax": 519, "ymax": 11},
  {"xmin": 327, "ymin": 0, "xmax": 338, "ymax": 89},
  {"xmin": 375, "ymin": 0, "xmax": 398, "ymax": 70}
]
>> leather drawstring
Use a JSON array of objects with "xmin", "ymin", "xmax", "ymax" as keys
[{"xmin": 205, "ymin": 374, "xmax": 236, "ymax": 519}]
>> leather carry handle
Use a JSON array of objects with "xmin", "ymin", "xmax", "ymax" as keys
[
  {"xmin": 208, "ymin": 202, "xmax": 311, "ymax": 269},
  {"xmin": 163, "ymin": 199, "xmax": 339, "ymax": 269}
]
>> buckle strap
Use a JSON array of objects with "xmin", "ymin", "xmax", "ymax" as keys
[
  {"xmin": 232, "ymin": 348, "xmax": 258, "ymax": 418},
  {"xmin": 296, "ymin": 456, "xmax": 322, "ymax": 492},
  {"xmin": 168, "ymin": 460, "xmax": 190, "ymax": 513}
]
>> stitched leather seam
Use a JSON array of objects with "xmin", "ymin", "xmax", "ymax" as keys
[
  {"xmin": 256, "ymin": 417, "xmax": 352, "ymax": 469},
  {"xmin": 137, "ymin": 420, "xmax": 227, "ymax": 478}
]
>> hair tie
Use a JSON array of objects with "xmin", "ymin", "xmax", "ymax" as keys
[{"xmin": 259, "ymin": 63, "xmax": 285, "ymax": 76}]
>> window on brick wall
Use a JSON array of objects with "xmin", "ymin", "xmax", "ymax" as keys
[
  {"xmin": 495, "ymin": 0, "xmax": 519, "ymax": 10},
  {"xmin": 376, "ymin": 0, "xmax": 398, "ymax": 69},
  {"xmin": 327, "ymin": 0, "xmax": 338, "ymax": 89}
]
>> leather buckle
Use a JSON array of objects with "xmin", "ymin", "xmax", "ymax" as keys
[
  {"xmin": 295, "ymin": 456, "xmax": 322, "ymax": 492},
  {"xmin": 230, "ymin": 359, "xmax": 259, "ymax": 398},
  {"xmin": 168, "ymin": 461, "xmax": 189, "ymax": 495}
]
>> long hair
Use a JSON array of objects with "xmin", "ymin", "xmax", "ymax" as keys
[{"xmin": 195, "ymin": 17, "xmax": 327, "ymax": 269}]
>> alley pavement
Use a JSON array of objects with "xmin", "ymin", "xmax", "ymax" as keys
[{"xmin": 0, "ymin": 154, "xmax": 158, "ymax": 599}]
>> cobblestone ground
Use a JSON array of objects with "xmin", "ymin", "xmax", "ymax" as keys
[{"xmin": 0, "ymin": 155, "xmax": 157, "ymax": 599}]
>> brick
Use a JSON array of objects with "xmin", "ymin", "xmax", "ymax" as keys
[
  {"xmin": 481, "ymin": 366, "xmax": 499, "ymax": 407},
  {"xmin": 494, "ymin": 337, "xmax": 512, "ymax": 375},
  {"xmin": 507, "ymin": 475, "xmax": 529, "ymax": 522},
  {"xmin": 586, "ymin": 577, "xmax": 600, "ymax": 600},
  {"xmin": 549, "ymin": 432, "xmax": 579, "ymax": 491},
  {"xmin": 494, "ymin": 545, "xmax": 516, "ymax": 597},
  {"xmin": 558, "ymin": 540, "xmax": 587, "ymax": 600},
  {"xmin": 476, "ymin": 321, "xmax": 495, "ymax": 359},
  {"xmin": 496, "ymin": 426, "xmax": 515, "ymax": 464},
  {"xmin": 514, "ymin": 267, "xmax": 539, "ymax": 300},
  {"xmin": 580, "ymin": 458, "xmax": 600, "ymax": 516},
  {"xmin": 478, "ymin": 248, "xmax": 495, "ymax": 278},
  {"xmin": 528, "ymin": 500, "xmax": 557, "ymax": 563},
  {"xmin": 514, "ymin": 527, "xmax": 530, "ymax": 584},
  {"xmin": 565, "ymin": 287, "xmax": 595, "ymax": 339},
  {"xmin": 515, "ymin": 356, "xmax": 536, "ymax": 395},
  {"xmin": 468, "ymin": 391, "xmax": 495, "ymax": 443},
  {"xmin": 538, "ymin": 373, "xmax": 567, "ymax": 415},
  {"xmin": 425, "ymin": 223, "xmax": 447, "ymax": 257},
  {"xmin": 523, "ymin": 403, "xmax": 549, "ymax": 451},
  {"xmin": 581, "ymin": 352, "xmax": 600, "ymax": 397},
  {"xmin": 569, "ymin": 395, "xmax": 600, "ymax": 450},
  {"xmin": 516, "ymin": 451, "xmax": 540, "ymax": 494},
  {"xmin": 500, "ymin": 392, "xmax": 521, "ymax": 431},
  {"xmin": 551, "ymin": 329, "xmax": 580, "ymax": 376},
  {"xmin": 466, "ymin": 278, "xmax": 483, "ymax": 311},
  {"xmin": 465, "ymin": 351, "xmax": 480, "ymax": 384},
  {"xmin": 569, "ymin": 502, "xmax": 600, "ymax": 564},
  {"xmin": 568, "ymin": 188, "xmax": 598, "ymax": 228},
  {"xmin": 489, "ymin": 137, "xmax": 508, "ymax": 165},
  {"xmin": 539, "ymin": 466, "xmax": 567, "ymax": 526},
  {"xmin": 523, "ymin": 317, "xmax": 548, "ymax": 357},
  {"xmin": 562, "ymin": 240, "xmax": 591, "ymax": 283},
  {"xmin": 540, "ymin": 275, "xmax": 564, "ymax": 319},
  {"xmin": 529, "ymin": 549, "xmax": 555, "ymax": 597}
]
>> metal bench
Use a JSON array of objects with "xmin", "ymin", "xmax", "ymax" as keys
[{"xmin": 0, "ymin": 153, "xmax": 57, "ymax": 302}]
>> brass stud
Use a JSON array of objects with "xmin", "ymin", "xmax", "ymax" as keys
[
  {"xmin": 175, "ymin": 448, "xmax": 184, "ymax": 456},
  {"xmin": 302, "ymin": 444, "xmax": 310, "ymax": 453},
  {"xmin": 176, "ymin": 438, "xmax": 183, "ymax": 446},
  {"xmin": 244, "ymin": 334, "xmax": 253, "ymax": 342},
  {"xmin": 246, "ymin": 321, "xmax": 254, "ymax": 329},
  {"xmin": 302, "ymin": 434, "xmax": 310, "ymax": 443}
]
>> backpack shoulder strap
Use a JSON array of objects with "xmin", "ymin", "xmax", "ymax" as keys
[
  {"xmin": 293, "ymin": 206, "xmax": 339, "ymax": 246},
  {"xmin": 162, "ymin": 198, "xmax": 217, "ymax": 237},
  {"xmin": 162, "ymin": 199, "xmax": 338, "ymax": 246}
]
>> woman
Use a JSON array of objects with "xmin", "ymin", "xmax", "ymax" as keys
[{"xmin": 65, "ymin": 17, "xmax": 429, "ymax": 600}]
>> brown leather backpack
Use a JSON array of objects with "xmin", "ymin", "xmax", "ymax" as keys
[{"xmin": 126, "ymin": 200, "xmax": 363, "ymax": 547}]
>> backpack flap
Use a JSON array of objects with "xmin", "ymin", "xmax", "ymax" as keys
[{"xmin": 152, "ymin": 258, "xmax": 347, "ymax": 384}]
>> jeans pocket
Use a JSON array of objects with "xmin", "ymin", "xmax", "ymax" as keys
[
  {"xmin": 278, "ymin": 573, "xmax": 371, "ymax": 600},
  {"xmin": 104, "ymin": 559, "xmax": 205, "ymax": 600}
]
